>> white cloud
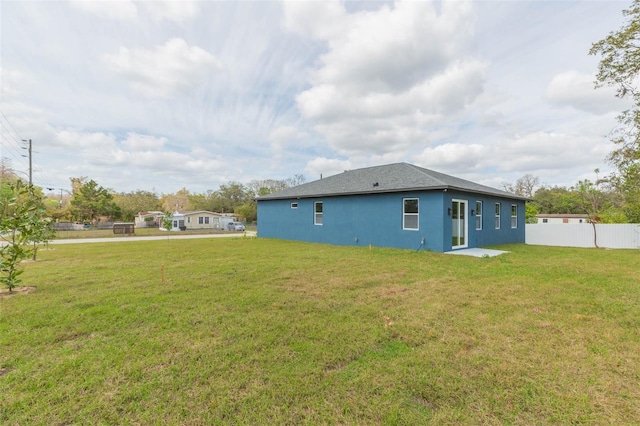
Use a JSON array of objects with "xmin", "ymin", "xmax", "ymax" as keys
[
  {"xmin": 0, "ymin": 67, "xmax": 28, "ymax": 98},
  {"xmin": 268, "ymin": 126, "xmax": 308, "ymax": 148},
  {"xmin": 304, "ymin": 157, "xmax": 353, "ymax": 179},
  {"xmin": 69, "ymin": 0, "xmax": 138, "ymax": 21},
  {"xmin": 284, "ymin": 0, "xmax": 486, "ymax": 155},
  {"xmin": 69, "ymin": 0, "xmax": 199, "ymax": 23},
  {"xmin": 545, "ymin": 71, "xmax": 628, "ymax": 114},
  {"xmin": 414, "ymin": 130, "xmax": 613, "ymax": 188},
  {"xmin": 140, "ymin": 1, "xmax": 200, "ymax": 23},
  {"xmin": 416, "ymin": 143, "xmax": 487, "ymax": 171},
  {"xmin": 48, "ymin": 128, "xmax": 228, "ymax": 191},
  {"xmin": 0, "ymin": 0, "xmax": 630, "ymax": 194},
  {"xmin": 491, "ymin": 131, "xmax": 612, "ymax": 173},
  {"xmin": 282, "ymin": 0, "xmax": 347, "ymax": 40},
  {"xmin": 103, "ymin": 38, "xmax": 222, "ymax": 99},
  {"xmin": 54, "ymin": 129, "xmax": 117, "ymax": 149},
  {"xmin": 120, "ymin": 133, "xmax": 167, "ymax": 151}
]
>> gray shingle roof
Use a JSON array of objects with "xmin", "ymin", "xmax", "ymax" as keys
[{"xmin": 257, "ymin": 163, "xmax": 526, "ymax": 201}]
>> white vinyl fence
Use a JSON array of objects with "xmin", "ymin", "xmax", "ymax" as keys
[{"xmin": 525, "ymin": 224, "xmax": 640, "ymax": 249}]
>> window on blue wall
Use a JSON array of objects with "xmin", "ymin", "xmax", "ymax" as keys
[
  {"xmin": 314, "ymin": 201, "xmax": 323, "ymax": 225},
  {"xmin": 291, "ymin": 202, "xmax": 298, "ymax": 209},
  {"xmin": 403, "ymin": 198, "xmax": 419, "ymax": 230},
  {"xmin": 511, "ymin": 204, "xmax": 517, "ymax": 228},
  {"xmin": 495, "ymin": 203, "xmax": 501, "ymax": 229},
  {"xmin": 476, "ymin": 201, "xmax": 482, "ymax": 230}
]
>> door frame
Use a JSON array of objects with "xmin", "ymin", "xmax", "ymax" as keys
[{"xmin": 451, "ymin": 199, "xmax": 468, "ymax": 249}]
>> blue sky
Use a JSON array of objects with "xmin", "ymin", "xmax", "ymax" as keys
[{"xmin": 0, "ymin": 0, "xmax": 632, "ymax": 194}]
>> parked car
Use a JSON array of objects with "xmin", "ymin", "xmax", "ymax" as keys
[{"xmin": 226, "ymin": 221, "xmax": 245, "ymax": 231}]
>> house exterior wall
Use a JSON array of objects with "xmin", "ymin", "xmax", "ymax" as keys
[
  {"xmin": 184, "ymin": 212, "xmax": 222, "ymax": 229},
  {"xmin": 460, "ymin": 193, "xmax": 526, "ymax": 248},
  {"xmin": 257, "ymin": 191, "xmax": 525, "ymax": 252},
  {"xmin": 170, "ymin": 213, "xmax": 185, "ymax": 231},
  {"xmin": 134, "ymin": 212, "xmax": 164, "ymax": 228}
]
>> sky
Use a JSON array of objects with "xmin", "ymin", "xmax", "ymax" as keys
[{"xmin": 0, "ymin": 0, "xmax": 633, "ymax": 195}]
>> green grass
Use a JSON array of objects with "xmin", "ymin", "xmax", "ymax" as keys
[{"xmin": 1, "ymin": 239, "xmax": 639, "ymax": 424}]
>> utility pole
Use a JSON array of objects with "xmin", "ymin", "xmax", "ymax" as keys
[{"xmin": 21, "ymin": 139, "xmax": 32, "ymax": 186}]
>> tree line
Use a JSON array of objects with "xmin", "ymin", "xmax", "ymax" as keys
[
  {"xmin": 39, "ymin": 174, "xmax": 306, "ymax": 224},
  {"xmin": 504, "ymin": 172, "xmax": 637, "ymax": 224}
]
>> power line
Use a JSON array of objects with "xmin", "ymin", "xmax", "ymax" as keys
[
  {"xmin": 0, "ymin": 113, "xmax": 68, "ymax": 189},
  {"xmin": 0, "ymin": 113, "xmax": 30, "ymax": 165},
  {"xmin": 0, "ymin": 112, "xmax": 24, "ymax": 142},
  {"xmin": 0, "ymin": 132, "xmax": 30, "ymax": 170}
]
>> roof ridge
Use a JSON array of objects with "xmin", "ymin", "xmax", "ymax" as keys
[{"xmin": 403, "ymin": 162, "xmax": 449, "ymax": 186}]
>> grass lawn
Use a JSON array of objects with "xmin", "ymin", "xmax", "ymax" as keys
[{"xmin": 1, "ymin": 239, "xmax": 639, "ymax": 424}]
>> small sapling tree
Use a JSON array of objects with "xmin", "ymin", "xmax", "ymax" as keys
[
  {"xmin": 161, "ymin": 213, "xmax": 174, "ymax": 231},
  {"xmin": 29, "ymin": 216, "xmax": 55, "ymax": 261},
  {"xmin": 0, "ymin": 181, "xmax": 48, "ymax": 292}
]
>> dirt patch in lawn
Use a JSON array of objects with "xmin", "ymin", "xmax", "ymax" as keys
[{"xmin": 0, "ymin": 286, "xmax": 37, "ymax": 300}]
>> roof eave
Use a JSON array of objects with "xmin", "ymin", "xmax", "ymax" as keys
[{"xmin": 257, "ymin": 186, "xmax": 528, "ymax": 201}]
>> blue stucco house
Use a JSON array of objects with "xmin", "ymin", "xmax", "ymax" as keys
[{"xmin": 256, "ymin": 163, "xmax": 527, "ymax": 252}]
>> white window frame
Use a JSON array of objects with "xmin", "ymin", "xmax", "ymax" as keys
[
  {"xmin": 475, "ymin": 201, "xmax": 482, "ymax": 230},
  {"xmin": 495, "ymin": 203, "xmax": 501, "ymax": 229},
  {"xmin": 291, "ymin": 202, "xmax": 298, "ymax": 209},
  {"xmin": 511, "ymin": 204, "xmax": 518, "ymax": 229},
  {"xmin": 198, "ymin": 216, "xmax": 204, "ymax": 224},
  {"xmin": 403, "ymin": 198, "xmax": 419, "ymax": 230},
  {"xmin": 314, "ymin": 201, "xmax": 323, "ymax": 225},
  {"xmin": 205, "ymin": 216, "xmax": 210, "ymax": 225}
]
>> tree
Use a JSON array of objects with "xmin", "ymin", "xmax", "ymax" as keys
[
  {"xmin": 0, "ymin": 157, "xmax": 16, "ymax": 182},
  {"xmin": 590, "ymin": 1, "xmax": 640, "ymax": 222},
  {"xmin": 234, "ymin": 203, "xmax": 256, "ymax": 223},
  {"xmin": 525, "ymin": 203, "xmax": 539, "ymax": 224},
  {"xmin": 161, "ymin": 188, "xmax": 191, "ymax": 213},
  {"xmin": 216, "ymin": 182, "xmax": 250, "ymax": 213},
  {"xmin": 246, "ymin": 179, "xmax": 289, "ymax": 198},
  {"xmin": 161, "ymin": 213, "xmax": 173, "ymax": 231},
  {"xmin": 28, "ymin": 216, "xmax": 55, "ymax": 261},
  {"xmin": 0, "ymin": 181, "xmax": 49, "ymax": 292},
  {"xmin": 70, "ymin": 178, "xmax": 121, "ymax": 222},
  {"xmin": 187, "ymin": 190, "xmax": 218, "ymax": 212},
  {"xmin": 503, "ymin": 174, "xmax": 540, "ymax": 198},
  {"xmin": 573, "ymin": 177, "xmax": 606, "ymax": 248},
  {"xmin": 113, "ymin": 190, "xmax": 161, "ymax": 221},
  {"xmin": 239, "ymin": 175, "xmax": 307, "ymax": 223},
  {"xmin": 532, "ymin": 186, "xmax": 582, "ymax": 215}
]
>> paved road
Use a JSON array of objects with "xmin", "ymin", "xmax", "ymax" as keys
[{"xmin": 45, "ymin": 231, "xmax": 257, "ymax": 245}]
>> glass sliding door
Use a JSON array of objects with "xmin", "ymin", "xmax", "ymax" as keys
[{"xmin": 452, "ymin": 200, "xmax": 468, "ymax": 249}]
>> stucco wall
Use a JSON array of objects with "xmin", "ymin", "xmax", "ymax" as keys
[
  {"xmin": 258, "ymin": 192, "xmax": 441, "ymax": 250},
  {"xmin": 458, "ymin": 193, "xmax": 526, "ymax": 248},
  {"xmin": 257, "ymin": 191, "xmax": 525, "ymax": 252}
]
